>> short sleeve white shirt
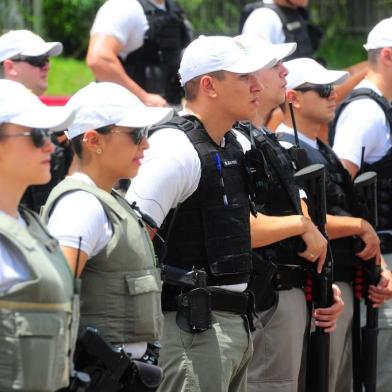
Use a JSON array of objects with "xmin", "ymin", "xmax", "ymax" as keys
[
  {"xmin": 47, "ymin": 173, "xmax": 113, "ymax": 257},
  {"xmin": 332, "ymin": 79, "xmax": 392, "ymax": 167},
  {"xmin": 90, "ymin": 0, "xmax": 150, "ymax": 59},
  {"xmin": 0, "ymin": 212, "xmax": 32, "ymax": 293},
  {"xmin": 242, "ymin": 0, "xmax": 285, "ymax": 44},
  {"xmin": 126, "ymin": 126, "xmax": 201, "ymax": 227}
]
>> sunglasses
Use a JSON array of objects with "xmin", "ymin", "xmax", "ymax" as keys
[
  {"xmin": 294, "ymin": 83, "xmax": 334, "ymax": 99},
  {"xmin": 110, "ymin": 127, "xmax": 148, "ymax": 145},
  {"xmin": 1, "ymin": 128, "xmax": 52, "ymax": 147},
  {"xmin": 11, "ymin": 55, "xmax": 50, "ymax": 68}
]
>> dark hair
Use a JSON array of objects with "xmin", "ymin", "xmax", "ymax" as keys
[
  {"xmin": 184, "ymin": 70, "xmax": 226, "ymax": 102},
  {"xmin": 368, "ymin": 48, "xmax": 383, "ymax": 67},
  {"xmin": 70, "ymin": 124, "xmax": 113, "ymax": 158}
]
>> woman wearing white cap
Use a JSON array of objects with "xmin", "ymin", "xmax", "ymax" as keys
[
  {"xmin": 41, "ymin": 82, "xmax": 173, "ymax": 390},
  {"xmin": 0, "ymin": 80, "xmax": 78, "ymax": 391}
]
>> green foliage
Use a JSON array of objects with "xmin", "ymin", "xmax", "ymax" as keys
[
  {"xmin": 46, "ymin": 57, "xmax": 94, "ymax": 96},
  {"xmin": 42, "ymin": 0, "xmax": 104, "ymax": 58}
]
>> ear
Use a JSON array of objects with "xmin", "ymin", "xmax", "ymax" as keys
[
  {"xmin": 380, "ymin": 47, "xmax": 392, "ymax": 66},
  {"xmin": 3, "ymin": 59, "xmax": 18, "ymax": 77},
  {"xmin": 199, "ymin": 75, "xmax": 218, "ymax": 98},
  {"xmin": 82, "ymin": 129, "xmax": 104, "ymax": 153},
  {"xmin": 286, "ymin": 89, "xmax": 301, "ymax": 108}
]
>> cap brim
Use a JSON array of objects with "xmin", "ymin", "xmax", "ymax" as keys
[
  {"xmin": 273, "ymin": 42, "xmax": 297, "ymax": 61},
  {"xmin": 21, "ymin": 42, "xmax": 63, "ymax": 57},
  {"xmin": 307, "ymin": 70, "xmax": 349, "ymax": 85},
  {"xmin": 116, "ymin": 106, "xmax": 174, "ymax": 128},
  {"xmin": 11, "ymin": 106, "xmax": 76, "ymax": 131}
]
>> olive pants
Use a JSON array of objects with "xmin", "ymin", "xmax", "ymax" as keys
[
  {"xmin": 247, "ymin": 288, "xmax": 308, "ymax": 392},
  {"xmin": 157, "ymin": 310, "xmax": 252, "ymax": 392}
]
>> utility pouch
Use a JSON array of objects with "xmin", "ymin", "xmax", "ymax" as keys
[{"xmin": 176, "ymin": 288, "xmax": 212, "ymax": 333}]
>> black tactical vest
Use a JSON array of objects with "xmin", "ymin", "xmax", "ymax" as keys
[
  {"xmin": 236, "ymin": 122, "xmax": 305, "ymax": 266},
  {"xmin": 331, "ymin": 88, "xmax": 392, "ymax": 230},
  {"xmin": 239, "ymin": 1, "xmax": 322, "ymax": 60},
  {"xmin": 278, "ymin": 132, "xmax": 358, "ymax": 279},
  {"xmin": 121, "ymin": 0, "xmax": 191, "ymax": 104},
  {"xmin": 152, "ymin": 116, "xmax": 252, "ymax": 288}
]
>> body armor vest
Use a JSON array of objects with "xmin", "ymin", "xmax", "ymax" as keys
[
  {"xmin": 239, "ymin": 1, "xmax": 321, "ymax": 60},
  {"xmin": 42, "ymin": 178, "xmax": 163, "ymax": 344},
  {"xmin": 0, "ymin": 206, "xmax": 77, "ymax": 391},
  {"xmin": 121, "ymin": 0, "xmax": 191, "ymax": 104},
  {"xmin": 278, "ymin": 132, "xmax": 358, "ymax": 279},
  {"xmin": 331, "ymin": 88, "xmax": 392, "ymax": 230},
  {"xmin": 153, "ymin": 116, "xmax": 252, "ymax": 289},
  {"xmin": 236, "ymin": 122, "xmax": 304, "ymax": 266}
]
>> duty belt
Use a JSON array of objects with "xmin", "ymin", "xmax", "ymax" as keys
[
  {"xmin": 162, "ymin": 286, "xmax": 250, "ymax": 315},
  {"xmin": 273, "ymin": 264, "xmax": 305, "ymax": 290}
]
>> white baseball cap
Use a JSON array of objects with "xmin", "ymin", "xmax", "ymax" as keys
[
  {"xmin": 0, "ymin": 80, "xmax": 75, "ymax": 131},
  {"xmin": 234, "ymin": 34, "xmax": 297, "ymax": 63},
  {"xmin": 65, "ymin": 82, "xmax": 174, "ymax": 139},
  {"xmin": 0, "ymin": 30, "xmax": 63, "ymax": 62},
  {"xmin": 284, "ymin": 58, "xmax": 349, "ymax": 89},
  {"xmin": 364, "ymin": 17, "xmax": 392, "ymax": 51},
  {"xmin": 178, "ymin": 35, "xmax": 278, "ymax": 86}
]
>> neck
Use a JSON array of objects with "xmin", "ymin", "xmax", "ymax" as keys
[
  {"xmin": 283, "ymin": 110, "xmax": 320, "ymax": 140},
  {"xmin": 185, "ymin": 102, "xmax": 235, "ymax": 145},
  {"xmin": 275, "ymin": 0, "xmax": 297, "ymax": 9},
  {"xmin": 367, "ymin": 69, "xmax": 392, "ymax": 101},
  {"xmin": 0, "ymin": 178, "xmax": 25, "ymax": 218},
  {"xmin": 78, "ymin": 163, "xmax": 115, "ymax": 193}
]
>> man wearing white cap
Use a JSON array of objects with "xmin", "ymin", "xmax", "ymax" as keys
[
  {"xmin": 231, "ymin": 37, "xmax": 344, "ymax": 392},
  {"xmin": 0, "ymin": 80, "xmax": 79, "ymax": 391},
  {"xmin": 0, "ymin": 29, "xmax": 62, "ymax": 96},
  {"xmin": 277, "ymin": 57, "xmax": 392, "ymax": 392},
  {"xmin": 41, "ymin": 82, "xmax": 173, "ymax": 390},
  {"xmin": 126, "ymin": 35, "xmax": 277, "ymax": 391},
  {"xmin": 330, "ymin": 17, "xmax": 392, "ymax": 391}
]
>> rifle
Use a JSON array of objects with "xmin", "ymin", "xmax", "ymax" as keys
[
  {"xmin": 352, "ymin": 171, "xmax": 381, "ymax": 392},
  {"xmin": 73, "ymin": 327, "xmax": 163, "ymax": 392},
  {"xmin": 294, "ymin": 163, "xmax": 334, "ymax": 392}
]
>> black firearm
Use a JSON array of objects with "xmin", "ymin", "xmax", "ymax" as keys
[
  {"xmin": 294, "ymin": 163, "xmax": 334, "ymax": 392},
  {"xmin": 73, "ymin": 327, "xmax": 162, "ymax": 392},
  {"xmin": 352, "ymin": 171, "xmax": 381, "ymax": 392}
]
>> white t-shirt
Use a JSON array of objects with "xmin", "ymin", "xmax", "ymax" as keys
[
  {"xmin": 47, "ymin": 172, "xmax": 113, "ymax": 257},
  {"xmin": 90, "ymin": 0, "xmax": 167, "ymax": 59},
  {"xmin": 127, "ymin": 122, "xmax": 248, "ymax": 292},
  {"xmin": 0, "ymin": 212, "xmax": 32, "ymax": 292},
  {"xmin": 332, "ymin": 79, "xmax": 392, "ymax": 167},
  {"xmin": 242, "ymin": 0, "xmax": 285, "ymax": 44}
]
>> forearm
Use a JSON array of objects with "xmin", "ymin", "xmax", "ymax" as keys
[
  {"xmin": 326, "ymin": 214, "xmax": 363, "ymax": 240},
  {"xmin": 250, "ymin": 213, "xmax": 309, "ymax": 248}
]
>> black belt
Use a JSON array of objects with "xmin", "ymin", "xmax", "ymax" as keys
[
  {"xmin": 162, "ymin": 287, "xmax": 250, "ymax": 315},
  {"xmin": 379, "ymin": 233, "xmax": 392, "ymax": 254},
  {"xmin": 273, "ymin": 264, "xmax": 305, "ymax": 290}
]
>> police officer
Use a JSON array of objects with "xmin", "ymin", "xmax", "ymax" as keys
[
  {"xmin": 240, "ymin": 0, "xmax": 322, "ymax": 60},
  {"xmin": 231, "ymin": 35, "xmax": 343, "ymax": 392},
  {"xmin": 41, "ymin": 82, "xmax": 173, "ymax": 389},
  {"xmin": 126, "ymin": 35, "xmax": 279, "ymax": 392},
  {"xmin": 331, "ymin": 17, "xmax": 392, "ymax": 391},
  {"xmin": 0, "ymin": 29, "xmax": 73, "ymax": 213},
  {"xmin": 277, "ymin": 57, "xmax": 392, "ymax": 392},
  {"xmin": 0, "ymin": 80, "xmax": 77, "ymax": 392},
  {"xmin": 87, "ymin": 0, "xmax": 192, "ymax": 107}
]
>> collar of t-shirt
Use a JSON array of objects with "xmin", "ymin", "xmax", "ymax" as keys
[
  {"xmin": 68, "ymin": 172, "xmax": 98, "ymax": 187},
  {"xmin": 355, "ymin": 79, "xmax": 383, "ymax": 96},
  {"xmin": 278, "ymin": 123, "xmax": 319, "ymax": 150},
  {"xmin": 0, "ymin": 209, "xmax": 26, "ymax": 227}
]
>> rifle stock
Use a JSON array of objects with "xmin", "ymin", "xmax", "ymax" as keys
[
  {"xmin": 353, "ymin": 171, "xmax": 380, "ymax": 392},
  {"xmin": 294, "ymin": 163, "xmax": 333, "ymax": 392}
]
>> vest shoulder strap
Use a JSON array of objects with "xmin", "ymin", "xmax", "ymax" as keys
[{"xmin": 137, "ymin": 0, "xmax": 184, "ymax": 17}]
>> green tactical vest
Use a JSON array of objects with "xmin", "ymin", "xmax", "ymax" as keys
[
  {"xmin": 0, "ymin": 206, "xmax": 78, "ymax": 392},
  {"xmin": 42, "ymin": 178, "xmax": 163, "ymax": 344}
]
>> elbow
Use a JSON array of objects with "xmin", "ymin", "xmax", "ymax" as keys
[{"xmin": 86, "ymin": 54, "xmax": 106, "ymax": 79}]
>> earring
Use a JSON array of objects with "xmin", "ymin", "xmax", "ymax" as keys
[{"xmin": 96, "ymin": 148, "xmax": 102, "ymax": 155}]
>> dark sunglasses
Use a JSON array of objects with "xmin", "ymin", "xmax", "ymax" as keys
[
  {"xmin": 1, "ymin": 128, "xmax": 52, "ymax": 147},
  {"xmin": 11, "ymin": 55, "xmax": 50, "ymax": 68},
  {"xmin": 111, "ymin": 127, "xmax": 148, "ymax": 144},
  {"xmin": 294, "ymin": 83, "xmax": 334, "ymax": 99}
]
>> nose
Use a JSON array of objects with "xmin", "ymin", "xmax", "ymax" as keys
[
  {"xmin": 140, "ymin": 136, "xmax": 149, "ymax": 150},
  {"xmin": 279, "ymin": 63, "xmax": 289, "ymax": 78},
  {"xmin": 43, "ymin": 137, "xmax": 55, "ymax": 154},
  {"xmin": 250, "ymin": 73, "xmax": 264, "ymax": 92},
  {"xmin": 329, "ymin": 88, "xmax": 337, "ymax": 100}
]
